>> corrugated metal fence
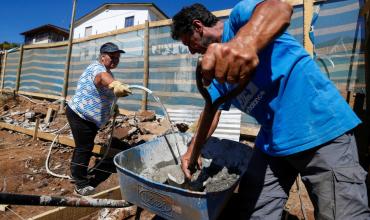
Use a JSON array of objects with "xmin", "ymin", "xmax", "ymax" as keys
[{"xmin": 0, "ymin": 0, "xmax": 366, "ymax": 127}]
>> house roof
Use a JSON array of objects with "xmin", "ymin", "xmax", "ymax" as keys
[
  {"xmin": 20, "ymin": 24, "xmax": 69, "ymax": 37},
  {"xmin": 75, "ymin": 3, "xmax": 169, "ymax": 26}
]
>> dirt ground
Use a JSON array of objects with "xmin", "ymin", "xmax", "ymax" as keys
[{"xmin": 0, "ymin": 94, "xmax": 315, "ymax": 220}]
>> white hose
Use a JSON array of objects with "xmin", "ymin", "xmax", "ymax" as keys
[
  {"xmin": 128, "ymin": 85, "xmax": 153, "ymax": 94},
  {"xmin": 45, "ymin": 123, "xmax": 71, "ymax": 179},
  {"xmin": 45, "ymin": 84, "xmax": 174, "ymax": 180}
]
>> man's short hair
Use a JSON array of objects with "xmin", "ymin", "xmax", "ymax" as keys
[{"xmin": 171, "ymin": 3, "xmax": 219, "ymax": 40}]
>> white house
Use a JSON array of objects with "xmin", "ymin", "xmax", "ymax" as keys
[{"xmin": 73, "ymin": 3, "xmax": 168, "ymax": 39}]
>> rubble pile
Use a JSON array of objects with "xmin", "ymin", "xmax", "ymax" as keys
[
  {"xmin": 96, "ymin": 110, "xmax": 187, "ymax": 147},
  {"xmin": 0, "ymin": 94, "xmax": 190, "ymax": 147}
]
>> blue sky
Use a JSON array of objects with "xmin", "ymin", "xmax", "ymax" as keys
[{"xmin": 0, "ymin": 0, "xmax": 240, "ymax": 44}]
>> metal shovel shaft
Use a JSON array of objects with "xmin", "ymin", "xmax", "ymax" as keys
[
  {"xmin": 0, "ymin": 192, "xmax": 132, "ymax": 208},
  {"xmin": 188, "ymin": 57, "xmax": 248, "ymax": 171}
]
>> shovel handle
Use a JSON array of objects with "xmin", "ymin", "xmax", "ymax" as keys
[{"xmin": 188, "ymin": 57, "xmax": 248, "ymax": 171}]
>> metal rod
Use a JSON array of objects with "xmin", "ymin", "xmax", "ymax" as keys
[{"xmin": 0, "ymin": 192, "xmax": 132, "ymax": 208}]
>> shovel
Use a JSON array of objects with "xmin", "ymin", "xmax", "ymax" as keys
[{"xmin": 167, "ymin": 56, "xmax": 248, "ymax": 189}]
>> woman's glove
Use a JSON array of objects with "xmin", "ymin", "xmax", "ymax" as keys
[{"xmin": 108, "ymin": 81, "xmax": 132, "ymax": 97}]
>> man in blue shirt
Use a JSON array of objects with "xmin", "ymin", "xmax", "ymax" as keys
[{"xmin": 171, "ymin": 0, "xmax": 370, "ymax": 219}]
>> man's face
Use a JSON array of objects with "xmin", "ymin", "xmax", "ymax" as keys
[
  {"xmin": 181, "ymin": 29, "xmax": 212, "ymax": 54},
  {"xmin": 102, "ymin": 52, "xmax": 120, "ymax": 69}
]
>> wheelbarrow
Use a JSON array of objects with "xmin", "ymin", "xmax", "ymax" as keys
[{"xmin": 114, "ymin": 133, "xmax": 253, "ymax": 220}]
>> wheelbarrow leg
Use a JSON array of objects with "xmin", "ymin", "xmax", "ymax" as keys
[{"xmin": 135, "ymin": 206, "xmax": 143, "ymax": 220}]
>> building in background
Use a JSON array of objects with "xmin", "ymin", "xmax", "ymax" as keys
[
  {"xmin": 21, "ymin": 24, "xmax": 69, "ymax": 45},
  {"xmin": 73, "ymin": 3, "xmax": 168, "ymax": 39}
]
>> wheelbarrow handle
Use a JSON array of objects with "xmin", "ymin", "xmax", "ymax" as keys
[{"xmin": 188, "ymin": 57, "xmax": 248, "ymax": 171}]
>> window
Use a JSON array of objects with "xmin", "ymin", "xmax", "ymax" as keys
[
  {"xmin": 85, "ymin": 26, "xmax": 92, "ymax": 37},
  {"xmin": 35, "ymin": 32, "xmax": 49, "ymax": 42},
  {"xmin": 125, "ymin": 16, "xmax": 134, "ymax": 28}
]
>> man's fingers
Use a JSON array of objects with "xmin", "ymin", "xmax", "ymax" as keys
[
  {"xmin": 226, "ymin": 61, "xmax": 241, "ymax": 84},
  {"xmin": 181, "ymin": 162, "xmax": 192, "ymax": 179}
]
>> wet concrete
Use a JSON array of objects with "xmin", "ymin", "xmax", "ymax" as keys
[{"xmin": 140, "ymin": 158, "xmax": 240, "ymax": 193}]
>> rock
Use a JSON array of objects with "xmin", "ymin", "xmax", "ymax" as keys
[
  {"xmin": 136, "ymin": 110, "xmax": 156, "ymax": 122},
  {"xmin": 176, "ymin": 123, "xmax": 189, "ymax": 133},
  {"xmin": 53, "ymin": 164, "xmax": 62, "ymax": 169},
  {"xmin": 25, "ymin": 111, "xmax": 35, "ymax": 119},
  {"xmin": 36, "ymin": 179, "xmax": 48, "ymax": 188},
  {"xmin": 56, "ymin": 188, "xmax": 69, "ymax": 196},
  {"xmin": 113, "ymin": 127, "xmax": 131, "ymax": 139},
  {"xmin": 137, "ymin": 134, "xmax": 156, "ymax": 142},
  {"xmin": 0, "ymin": 205, "xmax": 9, "ymax": 212},
  {"xmin": 138, "ymin": 122, "xmax": 169, "ymax": 135},
  {"xmin": 2, "ymin": 104, "xmax": 9, "ymax": 111}
]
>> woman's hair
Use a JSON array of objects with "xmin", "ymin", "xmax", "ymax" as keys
[{"xmin": 171, "ymin": 3, "xmax": 219, "ymax": 40}]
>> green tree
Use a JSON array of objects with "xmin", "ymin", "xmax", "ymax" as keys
[{"xmin": 0, "ymin": 42, "xmax": 20, "ymax": 51}]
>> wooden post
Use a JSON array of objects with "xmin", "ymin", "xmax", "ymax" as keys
[
  {"xmin": 141, "ymin": 20, "xmax": 150, "ymax": 111},
  {"xmin": 0, "ymin": 51, "xmax": 7, "ymax": 93},
  {"xmin": 303, "ymin": 0, "xmax": 314, "ymax": 56},
  {"xmin": 364, "ymin": 1, "xmax": 370, "ymax": 114},
  {"xmin": 15, "ymin": 45, "xmax": 24, "ymax": 92},
  {"xmin": 33, "ymin": 117, "xmax": 40, "ymax": 141},
  {"xmin": 60, "ymin": 0, "xmax": 77, "ymax": 111}
]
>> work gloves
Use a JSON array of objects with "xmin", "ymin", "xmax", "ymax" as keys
[{"xmin": 108, "ymin": 81, "xmax": 132, "ymax": 97}]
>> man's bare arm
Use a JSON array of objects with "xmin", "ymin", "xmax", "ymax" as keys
[
  {"xmin": 181, "ymin": 110, "xmax": 221, "ymax": 179},
  {"xmin": 202, "ymin": 0, "xmax": 293, "ymax": 85}
]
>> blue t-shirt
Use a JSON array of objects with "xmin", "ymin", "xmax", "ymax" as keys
[
  {"xmin": 68, "ymin": 61, "xmax": 115, "ymax": 128},
  {"xmin": 208, "ymin": 0, "xmax": 361, "ymax": 156}
]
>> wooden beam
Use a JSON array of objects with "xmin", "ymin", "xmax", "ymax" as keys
[
  {"xmin": 141, "ymin": 20, "xmax": 150, "ymax": 111},
  {"xmin": 61, "ymin": 0, "xmax": 77, "ymax": 111},
  {"xmin": 0, "ymin": 51, "xmax": 7, "ymax": 92},
  {"xmin": 303, "ymin": 0, "xmax": 314, "ymax": 56},
  {"xmin": 365, "ymin": 2, "xmax": 370, "ymax": 113},
  {"xmin": 23, "ymin": 41, "xmax": 68, "ymax": 50},
  {"xmin": 149, "ymin": 19, "xmax": 172, "ymax": 28},
  {"xmin": 17, "ymin": 90, "xmax": 62, "ymax": 101},
  {"xmin": 33, "ymin": 117, "xmax": 40, "ymax": 141},
  {"xmin": 360, "ymin": 0, "xmax": 370, "ymax": 16},
  {"xmin": 73, "ymin": 24, "xmax": 146, "ymax": 44},
  {"xmin": 0, "ymin": 122, "xmax": 103, "ymax": 154},
  {"xmin": 30, "ymin": 186, "xmax": 122, "ymax": 220},
  {"xmin": 15, "ymin": 45, "xmax": 24, "ymax": 92}
]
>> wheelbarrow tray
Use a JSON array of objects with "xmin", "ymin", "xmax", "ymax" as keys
[{"xmin": 114, "ymin": 133, "xmax": 253, "ymax": 220}]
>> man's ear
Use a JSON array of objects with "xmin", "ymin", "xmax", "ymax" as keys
[{"xmin": 192, "ymin": 20, "xmax": 203, "ymax": 33}]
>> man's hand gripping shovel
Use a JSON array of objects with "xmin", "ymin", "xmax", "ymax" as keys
[{"xmin": 167, "ymin": 57, "xmax": 248, "ymax": 190}]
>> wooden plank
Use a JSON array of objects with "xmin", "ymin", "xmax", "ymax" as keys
[
  {"xmin": 212, "ymin": 9, "xmax": 232, "ymax": 17},
  {"xmin": 0, "ymin": 122, "xmax": 103, "ymax": 154},
  {"xmin": 17, "ymin": 90, "xmax": 62, "ymax": 101},
  {"xmin": 24, "ymin": 42, "xmax": 68, "ymax": 50},
  {"xmin": 141, "ymin": 20, "xmax": 150, "ymax": 111},
  {"xmin": 73, "ymin": 24, "xmax": 146, "ymax": 44},
  {"xmin": 30, "ymin": 186, "xmax": 122, "ymax": 220},
  {"xmin": 61, "ymin": 0, "xmax": 77, "ymax": 111},
  {"xmin": 365, "ymin": 3, "xmax": 370, "ymax": 112},
  {"xmin": 45, "ymin": 108, "xmax": 55, "ymax": 123},
  {"xmin": 286, "ymin": 0, "xmax": 325, "ymax": 6},
  {"xmin": 0, "ymin": 51, "xmax": 7, "ymax": 92},
  {"xmin": 33, "ymin": 117, "xmax": 40, "ymax": 141},
  {"xmin": 149, "ymin": 19, "xmax": 172, "ymax": 28},
  {"xmin": 360, "ymin": 0, "xmax": 370, "ymax": 16},
  {"xmin": 303, "ymin": 0, "xmax": 314, "ymax": 56}
]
